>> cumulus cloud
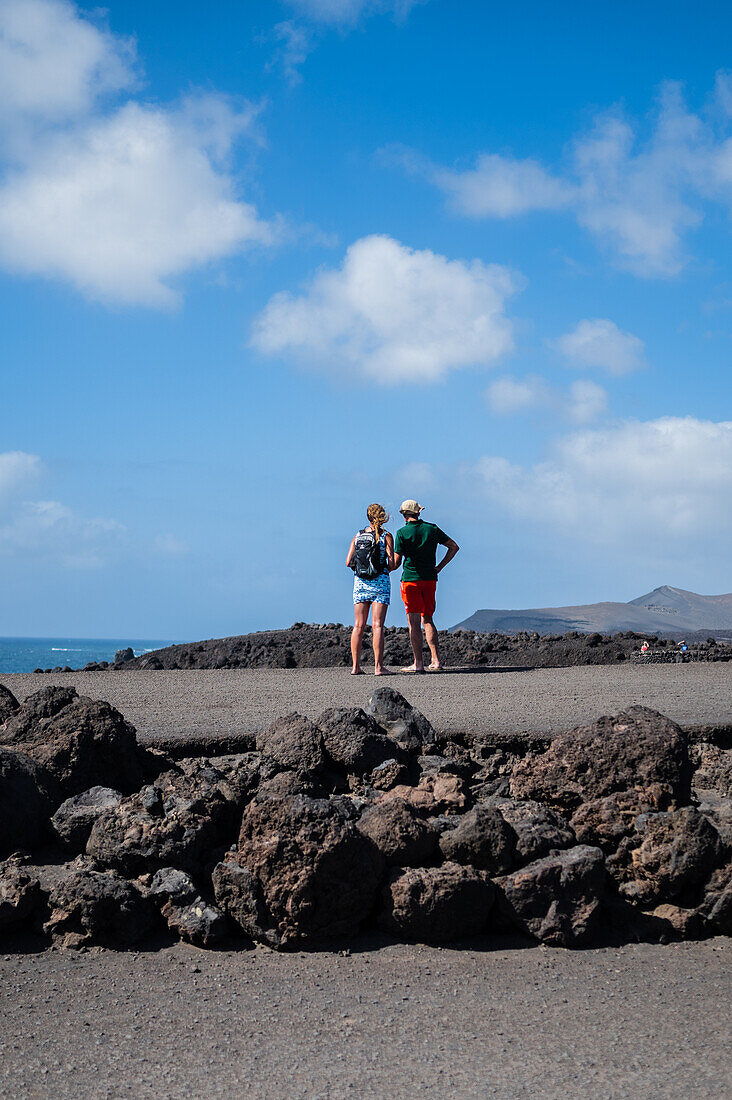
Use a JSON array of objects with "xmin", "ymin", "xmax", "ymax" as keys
[
  {"xmin": 0, "ymin": 0, "xmax": 135, "ymax": 131},
  {"xmin": 473, "ymin": 417, "xmax": 732, "ymax": 540},
  {"xmin": 0, "ymin": 450, "xmax": 41, "ymax": 496},
  {"xmin": 424, "ymin": 78, "xmax": 732, "ymax": 276},
  {"xmin": 251, "ymin": 234, "xmax": 518, "ymax": 384},
  {"xmin": 485, "ymin": 375, "xmax": 607, "ymax": 424},
  {"xmin": 0, "ymin": 0, "xmax": 275, "ymax": 306},
  {"xmin": 552, "ymin": 319, "xmax": 646, "ymax": 375}
]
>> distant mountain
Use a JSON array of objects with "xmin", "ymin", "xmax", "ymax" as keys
[{"xmin": 452, "ymin": 585, "xmax": 732, "ymax": 638}]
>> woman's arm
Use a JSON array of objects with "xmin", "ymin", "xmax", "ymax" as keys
[
  {"xmin": 346, "ymin": 536, "xmax": 357, "ymax": 569},
  {"xmin": 385, "ymin": 532, "xmax": 396, "ymax": 571}
]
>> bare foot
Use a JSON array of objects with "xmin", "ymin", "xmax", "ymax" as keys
[
  {"xmin": 350, "ymin": 667, "xmax": 365, "ymax": 676},
  {"xmin": 399, "ymin": 664, "xmax": 425, "ymax": 673},
  {"xmin": 427, "ymin": 662, "xmax": 442, "ymax": 671},
  {"xmin": 374, "ymin": 667, "xmax": 392, "ymax": 676}
]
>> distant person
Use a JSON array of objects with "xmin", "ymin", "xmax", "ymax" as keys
[
  {"xmin": 640, "ymin": 640, "xmax": 650, "ymax": 654},
  {"xmin": 393, "ymin": 499, "xmax": 459, "ymax": 673},
  {"xmin": 346, "ymin": 503, "xmax": 396, "ymax": 676}
]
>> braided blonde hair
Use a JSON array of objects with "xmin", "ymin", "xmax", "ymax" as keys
[{"xmin": 367, "ymin": 503, "xmax": 389, "ymax": 544}]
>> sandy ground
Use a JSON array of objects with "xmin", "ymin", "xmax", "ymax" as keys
[
  {"xmin": 0, "ymin": 936, "xmax": 729, "ymax": 1099},
  {"xmin": 3, "ymin": 662, "xmax": 731, "ymax": 743}
]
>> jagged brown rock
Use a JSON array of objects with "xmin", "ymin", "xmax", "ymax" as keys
[
  {"xmin": 43, "ymin": 859, "xmax": 157, "ymax": 948},
  {"xmin": 0, "ymin": 687, "xmax": 141, "ymax": 797},
  {"xmin": 699, "ymin": 862, "xmax": 732, "ymax": 934},
  {"xmin": 51, "ymin": 786, "xmax": 123, "ymax": 853},
  {"xmin": 438, "ymin": 805, "xmax": 515, "ymax": 873},
  {"xmin": 86, "ymin": 759, "xmax": 245, "ymax": 876},
  {"xmin": 364, "ymin": 687, "xmax": 439, "ymax": 753},
  {"xmin": 0, "ymin": 748, "xmax": 56, "ymax": 856},
  {"xmin": 607, "ymin": 808, "xmax": 722, "ymax": 907},
  {"xmin": 691, "ymin": 743, "xmax": 732, "ymax": 797},
  {"xmin": 318, "ymin": 707, "xmax": 404, "ymax": 774},
  {"xmin": 487, "ymin": 797, "xmax": 576, "ymax": 865},
  {"xmin": 496, "ymin": 845, "xmax": 606, "ymax": 947},
  {"xmin": 0, "ymin": 684, "xmax": 19, "ymax": 725},
  {"xmin": 570, "ymin": 785, "xmax": 675, "ymax": 853},
  {"xmin": 0, "ymin": 856, "xmax": 42, "ymax": 931},
  {"xmin": 381, "ymin": 773, "xmax": 469, "ymax": 816},
  {"xmin": 256, "ymin": 713, "xmax": 326, "ymax": 778},
  {"xmin": 378, "ymin": 863, "xmax": 494, "ymax": 942},
  {"xmin": 510, "ymin": 706, "xmax": 691, "ymax": 810},
  {"xmin": 357, "ymin": 799, "xmax": 438, "ymax": 867},
  {"xmin": 213, "ymin": 794, "xmax": 383, "ymax": 948}
]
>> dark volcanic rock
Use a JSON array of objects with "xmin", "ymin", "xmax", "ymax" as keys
[
  {"xmin": 607, "ymin": 807, "xmax": 722, "ymax": 907},
  {"xmin": 496, "ymin": 845, "xmax": 606, "ymax": 947},
  {"xmin": 0, "ymin": 749, "xmax": 56, "ymax": 856},
  {"xmin": 696, "ymin": 793, "xmax": 732, "ymax": 851},
  {"xmin": 570, "ymin": 785, "xmax": 675, "ymax": 853},
  {"xmin": 114, "ymin": 647, "xmax": 135, "ymax": 665},
  {"xmin": 318, "ymin": 707, "xmax": 403, "ymax": 775},
  {"xmin": 0, "ymin": 856, "xmax": 42, "ymax": 931},
  {"xmin": 86, "ymin": 759, "xmax": 243, "ymax": 876},
  {"xmin": 44, "ymin": 860, "xmax": 157, "ymax": 948},
  {"xmin": 141, "ymin": 867, "xmax": 227, "ymax": 946},
  {"xmin": 213, "ymin": 795, "xmax": 383, "ymax": 948},
  {"xmin": 161, "ymin": 895, "xmax": 228, "ymax": 947},
  {"xmin": 510, "ymin": 706, "xmax": 691, "ymax": 811},
  {"xmin": 357, "ymin": 799, "xmax": 438, "ymax": 867},
  {"xmin": 488, "ymin": 797, "xmax": 576, "ymax": 865},
  {"xmin": 51, "ymin": 786, "xmax": 123, "ymax": 853},
  {"xmin": 0, "ymin": 684, "xmax": 19, "ymax": 725},
  {"xmin": 378, "ymin": 863, "xmax": 494, "ymax": 943},
  {"xmin": 381, "ymin": 773, "xmax": 469, "ymax": 816},
  {"xmin": 256, "ymin": 714, "xmax": 326, "ymax": 778},
  {"xmin": 364, "ymin": 687, "xmax": 437, "ymax": 752},
  {"xmin": 0, "ymin": 688, "xmax": 142, "ymax": 797},
  {"xmin": 699, "ymin": 862, "xmax": 732, "ymax": 934},
  {"xmin": 691, "ymin": 743, "xmax": 732, "ymax": 797},
  {"xmin": 438, "ymin": 805, "xmax": 515, "ymax": 873}
]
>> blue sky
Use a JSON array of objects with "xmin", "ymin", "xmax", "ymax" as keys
[{"xmin": 2, "ymin": 0, "xmax": 732, "ymax": 638}]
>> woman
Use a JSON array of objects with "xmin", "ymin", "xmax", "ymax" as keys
[{"xmin": 346, "ymin": 503, "xmax": 396, "ymax": 676}]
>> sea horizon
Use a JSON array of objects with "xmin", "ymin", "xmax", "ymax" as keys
[{"xmin": 0, "ymin": 637, "xmax": 176, "ymax": 675}]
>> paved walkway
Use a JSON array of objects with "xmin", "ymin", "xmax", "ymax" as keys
[{"xmin": 3, "ymin": 662, "xmax": 731, "ymax": 742}]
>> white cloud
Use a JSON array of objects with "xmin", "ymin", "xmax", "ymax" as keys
[
  {"xmin": 154, "ymin": 533, "xmax": 190, "ymax": 557},
  {"xmin": 485, "ymin": 375, "xmax": 607, "ymax": 424},
  {"xmin": 552, "ymin": 318, "xmax": 646, "ymax": 375},
  {"xmin": 251, "ymin": 234, "xmax": 518, "ymax": 384},
  {"xmin": 485, "ymin": 375, "xmax": 548, "ymax": 414},
  {"xmin": 273, "ymin": 20, "xmax": 313, "ymax": 85},
  {"xmin": 566, "ymin": 379, "xmax": 608, "ymax": 424},
  {"xmin": 473, "ymin": 416, "xmax": 732, "ymax": 540},
  {"xmin": 0, "ymin": 499, "xmax": 125, "ymax": 567},
  {"xmin": 426, "ymin": 78, "xmax": 732, "ymax": 276},
  {"xmin": 436, "ymin": 154, "xmax": 573, "ymax": 218},
  {"xmin": 283, "ymin": 0, "xmax": 421, "ymax": 26},
  {"xmin": 0, "ymin": 450, "xmax": 41, "ymax": 496},
  {"xmin": 0, "ymin": 0, "xmax": 135, "ymax": 129},
  {"xmin": 0, "ymin": 0, "xmax": 275, "ymax": 306},
  {"xmin": 0, "ymin": 97, "xmax": 273, "ymax": 307}
]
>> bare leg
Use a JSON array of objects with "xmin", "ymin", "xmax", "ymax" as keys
[
  {"xmin": 372, "ymin": 602, "xmax": 390, "ymax": 675},
  {"xmin": 351, "ymin": 602, "xmax": 369, "ymax": 674},
  {"xmin": 423, "ymin": 615, "xmax": 441, "ymax": 669},
  {"xmin": 402, "ymin": 611, "xmax": 425, "ymax": 672}
]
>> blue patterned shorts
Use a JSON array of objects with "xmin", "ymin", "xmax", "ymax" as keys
[{"xmin": 353, "ymin": 571, "xmax": 391, "ymax": 606}]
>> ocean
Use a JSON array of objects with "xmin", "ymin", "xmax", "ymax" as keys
[{"xmin": 0, "ymin": 637, "xmax": 175, "ymax": 674}]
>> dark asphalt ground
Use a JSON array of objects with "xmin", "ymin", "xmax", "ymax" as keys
[
  {"xmin": 0, "ymin": 937, "xmax": 729, "ymax": 1099},
  {"xmin": 3, "ymin": 663, "xmax": 731, "ymax": 744}
]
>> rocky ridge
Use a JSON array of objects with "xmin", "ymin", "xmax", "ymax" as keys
[
  {"xmin": 33, "ymin": 624, "xmax": 732, "ymax": 674},
  {"xmin": 0, "ymin": 682, "xmax": 730, "ymax": 951}
]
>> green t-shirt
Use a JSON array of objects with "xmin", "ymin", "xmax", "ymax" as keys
[{"xmin": 394, "ymin": 520, "xmax": 449, "ymax": 582}]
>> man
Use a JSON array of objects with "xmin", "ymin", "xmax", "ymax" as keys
[{"xmin": 393, "ymin": 499, "xmax": 459, "ymax": 672}]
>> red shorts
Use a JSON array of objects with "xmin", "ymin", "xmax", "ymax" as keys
[{"xmin": 400, "ymin": 580, "xmax": 437, "ymax": 617}]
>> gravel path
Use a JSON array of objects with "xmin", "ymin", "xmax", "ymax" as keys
[
  {"xmin": 3, "ymin": 663, "xmax": 731, "ymax": 743},
  {"xmin": 1, "ymin": 937, "xmax": 729, "ymax": 1099}
]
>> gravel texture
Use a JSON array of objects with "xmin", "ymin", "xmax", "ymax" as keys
[
  {"xmin": 3, "ymin": 663, "xmax": 731, "ymax": 746},
  {"xmin": 0, "ymin": 936, "xmax": 729, "ymax": 1099}
]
